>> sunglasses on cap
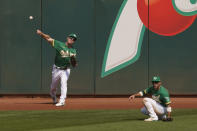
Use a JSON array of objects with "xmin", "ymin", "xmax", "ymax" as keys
[
  {"xmin": 68, "ymin": 37, "xmax": 77, "ymax": 41},
  {"xmin": 152, "ymin": 81, "xmax": 160, "ymax": 84}
]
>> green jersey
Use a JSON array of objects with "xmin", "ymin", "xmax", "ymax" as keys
[
  {"xmin": 52, "ymin": 40, "xmax": 76, "ymax": 67},
  {"xmin": 141, "ymin": 86, "xmax": 171, "ymax": 107}
]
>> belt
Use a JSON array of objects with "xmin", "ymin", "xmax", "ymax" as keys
[{"xmin": 54, "ymin": 66, "xmax": 69, "ymax": 70}]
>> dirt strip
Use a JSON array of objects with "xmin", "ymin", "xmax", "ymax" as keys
[{"xmin": 0, "ymin": 97, "xmax": 196, "ymax": 111}]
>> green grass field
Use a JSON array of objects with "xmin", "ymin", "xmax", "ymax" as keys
[{"xmin": 0, "ymin": 109, "xmax": 197, "ymax": 131}]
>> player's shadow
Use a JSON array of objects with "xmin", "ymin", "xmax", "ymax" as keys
[
  {"xmin": 122, "ymin": 118, "xmax": 145, "ymax": 121},
  {"xmin": 15, "ymin": 102, "xmax": 55, "ymax": 105},
  {"xmin": 31, "ymin": 102, "xmax": 55, "ymax": 105},
  {"xmin": 137, "ymin": 118, "xmax": 146, "ymax": 120}
]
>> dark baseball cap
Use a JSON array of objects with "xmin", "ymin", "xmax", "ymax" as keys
[
  {"xmin": 152, "ymin": 76, "xmax": 161, "ymax": 82},
  {"xmin": 68, "ymin": 33, "xmax": 77, "ymax": 41}
]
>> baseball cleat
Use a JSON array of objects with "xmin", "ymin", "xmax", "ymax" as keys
[
  {"xmin": 144, "ymin": 117, "xmax": 158, "ymax": 122},
  {"xmin": 52, "ymin": 96, "xmax": 57, "ymax": 104},
  {"xmin": 55, "ymin": 102, "xmax": 65, "ymax": 107},
  {"xmin": 50, "ymin": 93, "xmax": 57, "ymax": 104}
]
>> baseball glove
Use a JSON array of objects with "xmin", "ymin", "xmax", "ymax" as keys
[
  {"xmin": 70, "ymin": 56, "xmax": 77, "ymax": 67},
  {"xmin": 162, "ymin": 117, "xmax": 173, "ymax": 122}
]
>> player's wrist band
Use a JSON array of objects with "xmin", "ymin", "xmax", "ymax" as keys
[
  {"xmin": 139, "ymin": 92, "xmax": 143, "ymax": 96},
  {"xmin": 167, "ymin": 107, "xmax": 172, "ymax": 112}
]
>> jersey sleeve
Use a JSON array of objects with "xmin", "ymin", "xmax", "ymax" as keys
[
  {"xmin": 163, "ymin": 96, "xmax": 171, "ymax": 105},
  {"xmin": 141, "ymin": 87, "xmax": 152, "ymax": 96},
  {"xmin": 53, "ymin": 40, "xmax": 64, "ymax": 51},
  {"xmin": 161, "ymin": 87, "xmax": 171, "ymax": 106},
  {"xmin": 162, "ymin": 90, "xmax": 171, "ymax": 105}
]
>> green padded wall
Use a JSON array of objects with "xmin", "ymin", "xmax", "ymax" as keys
[
  {"xmin": 0, "ymin": 0, "xmax": 41, "ymax": 94},
  {"xmin": 0, "ymin": 0, "xmax": 196, "ymax": 95},
  {"xmin": 149, "ymin": 21, "xmax": 197, "ymax": 94}
]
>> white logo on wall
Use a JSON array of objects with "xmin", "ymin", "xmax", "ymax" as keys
[{"xmin": 101, "ymin": 0, "xmax": 145, "ymax": 77}]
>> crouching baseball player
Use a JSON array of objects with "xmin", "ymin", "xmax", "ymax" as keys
[
  {"xmin": 37, "ymin": 29, "xmax": 78, "ymax": 107},
  {"xmin": 129, "ymin": 76, "xmax": 173, "ymax": 122}
]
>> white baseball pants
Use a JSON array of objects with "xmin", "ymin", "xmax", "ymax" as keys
[
  {"xmin": 141, "ymin": 97, "xmax": 167, "ymax": 119},
  {"xmin": 50, "ymin": 65, "xmax": 70, "ymax": 103}
]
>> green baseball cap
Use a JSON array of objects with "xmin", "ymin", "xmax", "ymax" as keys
[
  {"xmin": 152, "ymin": 76, "xmax": 161, "ymax": 82},
  {"xmin": 68, "ymin": 33, "xmax": 77, "ymax": 41}
]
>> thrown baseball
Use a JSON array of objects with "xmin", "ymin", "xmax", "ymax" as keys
[{"xmin": 29, "ymin": 16, "xmax": 34, "ymax": 20}]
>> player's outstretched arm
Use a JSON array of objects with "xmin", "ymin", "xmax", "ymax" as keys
[
  {"xmin": 129, "ymin": 92, "xmax": 143, "ymax": 101},
  {"xmin": 36, "ymin": 29, "xmax": 54, "ymax": 45}
]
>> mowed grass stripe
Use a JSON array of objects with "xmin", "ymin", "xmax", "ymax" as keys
[{"xmin": 0, "ymin": 109, "xmax": 196, "ymax": 131}]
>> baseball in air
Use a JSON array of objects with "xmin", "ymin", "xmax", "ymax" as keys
[{"xmin": 29, "ymin": 16, "xmax": 34, "ymax": 20}]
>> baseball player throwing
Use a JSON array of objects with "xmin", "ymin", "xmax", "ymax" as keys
[
  {"xmin": 129, "ymin": 76, "xmax": 173, "ymax": 121},
  {"xmin": 37, "ymin": 29, "xmax": 77, "ymax": 107}
]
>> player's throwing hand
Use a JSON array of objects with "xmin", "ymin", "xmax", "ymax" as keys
[{"xmin": 37, "ymin": 29, "xmax": 40, "ymax": 34}]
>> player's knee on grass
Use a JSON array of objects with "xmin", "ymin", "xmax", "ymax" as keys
[{"xmin": 141, "ymin": 107, "xmax": 149, "ymax": 115}]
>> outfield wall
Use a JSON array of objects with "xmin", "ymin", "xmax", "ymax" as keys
[{"xmin": 0, "ymin": 0, "xmax": 197, "ymax": 95}]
